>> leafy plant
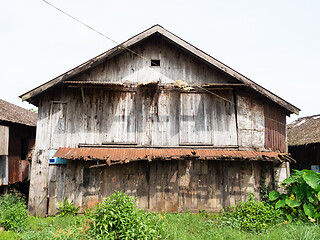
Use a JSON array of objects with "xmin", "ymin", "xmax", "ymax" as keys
[
  {"xmin": 0, "ymin": 192, "xmax": 29, "ymax": 232},
  {"xmin": 58, "ymin": 197, "xmax": 80, "ymax": 216},
  {"xmin": 85, "ymin": 191, "xmax": 163, "ymax": 239},
  {"xmin": 269, "ymin": 169, "xmax": 320, "ymax": 222},
  {"xmin": 218, "ymin": 193, "xmax": 283, "ymax": 233},
  {"xmin": 259, "ymin": 167, "xmax": 274, "ymax": 202}
]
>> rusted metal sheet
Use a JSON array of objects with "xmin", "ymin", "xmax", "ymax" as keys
[
  {"xmin": 54, "ymin": 147, "xmax": 291, "ymax": 165},
  {"xmin": 264, "ymin": 104, "xmax": 286, "ymax": 152}
]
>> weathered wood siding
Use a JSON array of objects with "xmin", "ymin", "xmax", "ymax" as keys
[
  {"xmin": 237, "ymin": 94, "xmax": 265, "ymax": 150},
  {"xmin": 46, "ymin": 159, "xmax": 273, "ymax": 215},
  {"xmin": 36, "ymin": 88, "xmax": 238, "ymax": 149},
  {"xmin": 0, "ymin": 125, "xmax": 9, "ymax": 155},
  {"xmin": 72, "ymin": 35, "xmax": 239, "ymax": 86},
  {"xmin": 29, "ymin": 34, "xmax": 288, "ymax": 216},
  {"xmin": 0, "ymin": 156, "xmax": 8, "ymax": 185}
]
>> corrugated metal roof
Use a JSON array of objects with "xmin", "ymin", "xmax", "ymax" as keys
[
  {"xmin": 54, "ymin": 147, "xmax": 293, "ymax": 166},
  {"xmin": 0, "ymin": 99, "xmax": 37, "ymax": 126}
]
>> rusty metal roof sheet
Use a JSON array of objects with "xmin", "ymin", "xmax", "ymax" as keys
[{"xmin": 54, "ymin": 148, "xmax": 293, "ymax": 166}]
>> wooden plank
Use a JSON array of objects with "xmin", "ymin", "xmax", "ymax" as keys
[
  {"xmin": 50, "ymin": 102, "xmax": 67, "ymax": 149},
  {"xmin": 180, "ymin": 93, "xmax": 212, "ymax": 144},
  {"xmin": 28, "ymin": 149, "xmax": 50, "ymax": 216},
  {"xmin": 0, "ymin": 155, "xmax": 8, "ymax": 185},
  {"xmin": 20, "ymin": 26, "xmax": 299, "ymax": 115},
  {"xmin": 237, "ymin": 94, "xmax": 265, "ymax": 150},
  {"xmin": 0, "ymin": 125, "xmax": 9, "ymax": 155},
  {"xmin": 212, "ymin": 90, "xmax": 238, "ymax": 146}
]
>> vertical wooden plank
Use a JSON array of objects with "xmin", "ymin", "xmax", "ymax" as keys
[
  {"xmin": 0, "ymin": 125, "xmax": 9, "ymax": 155},
  {"xmin": 212, "ymin": 90, "xmax": 238, "ymax": 146},
  {"xmin": 28, "ymin": 149, "xmax": 50, "ymax": 216},
  {"xmin": 180, "ymin": 93, "xmax": 212, "ymax": 144},
  {"xmin": 104, "ymin": 92, "xmax": 136, "ymax": 143},
  {"xmin": 239, "ymin": 162, "xmax": 254, "ymax": 201},
  {"xmin": 50, "ymin": 102, "xmax": 67, "ymax": 149},
  {"xmin": 0, "ymin": 155, "xmax": 8, "ymax": 185},
  {"xmin": 237, "ymin": 94, "xmax": 265, "ymax": 150}
]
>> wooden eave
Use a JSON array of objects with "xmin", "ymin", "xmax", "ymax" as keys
[{"xmin": 20, "ymin": 25, "xmax": 300, "ymax": 114}]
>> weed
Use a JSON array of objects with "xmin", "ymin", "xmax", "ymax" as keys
[
  {"xmin": 85, "ymin": 191, "xmax": 163, "ymax": 239},
  {"xmin": 58, "ymin": 197, "xmax": 80, "ymax": 216},
  {"xmin": 0, "ymin": 192, "xmax": 28, "ymax": 232},
  {"xmin": 218, "ymin": 193, "xmax": 283, "ymax": 233}
]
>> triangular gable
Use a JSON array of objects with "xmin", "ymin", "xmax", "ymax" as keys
[{"xmin": 20, "ymin": 25, "xmax": 299, "ymax": 114}]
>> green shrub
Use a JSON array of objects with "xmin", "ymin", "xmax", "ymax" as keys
[
  {"xmin": 219, "ymin": 193, "xmax": 283, "ymax": 233},
  {"xmin": 85, "ymin": 191, "xmax": 163, "ymax": 239},
  {"xmin": 58, "ymin": 197, "xmax": 80, "ymax": 216},
  {"xmin": 269, "ymin": 169, "xmax": 320, "ymax": 222},
  {"xmin": 0, "ymin": 192, "xmax": 29, "ymax": 232}
]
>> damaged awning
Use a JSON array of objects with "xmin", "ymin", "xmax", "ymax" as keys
[{"xmin": 53, "ymin": 147, "xmax": 295, "ymax": 166}]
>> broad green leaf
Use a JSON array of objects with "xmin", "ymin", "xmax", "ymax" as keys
[
  {"xmin": 318, "ymin": 191, "xmax": 320, "ymax": 201},
  {"xmin": 269, "ymin": 191, "xmax": 280, "ymax": 201},
  {"xmin": 314, "ymin": 212, "xmax": 320, "ymax": 219},
  {"xmin": 303, "ymin": 203, "xmax": 315, "ymax": 218},
  {"xmin": 285, "ymin": 198, "xmax": 301, "ymax": 208},
  {"xmin": 302, "ymin": 171, "xmax": 320, "ymax": 192},
  {"xmin": 293, "ymin": 181, "xmax": 307, "ymax": 201},
  {"xmin": 306, "ymin": 189, "xmax": 316, "ymax": 204},
  {"xmin": 286, "ymin": 214, "xmax": 293, "ymax": 221},
  {"xmin": 275, "ymin": 199, "xmax": 286, "ymax": 209},
  {"xmin": 281, "ymin": 170, "xmax": 304, "ymax": 186}
]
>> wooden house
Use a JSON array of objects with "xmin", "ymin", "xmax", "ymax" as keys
[
  {"xmin": 288, "ymin": 115, "xmax": 320, "ymax": 171},
  {"xmin": 20, "ymin": 25, "xmax": 299, "ymax": 216},
  {"xmin": 0, "ymin": 99, "xmax": 37, "ymax": 187}
]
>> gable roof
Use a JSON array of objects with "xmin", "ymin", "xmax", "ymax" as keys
[
  {"xmin": 287, "ymin": 114, "xmax": 320, "ymax": 146},
  {"xmin": 0, "ymin": 99, "xmax": 37, "ymax": 127},
  {"xmin": 20, "ymin": 25, "xmax": 299, "ymax": 114}
]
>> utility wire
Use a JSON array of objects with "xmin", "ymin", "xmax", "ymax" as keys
[
  {"xmin": 41, "ymin": 0, "xmax": 287, "ymax": 127},
  {"xmin": 42, "ymin": 0, "xmax": 160, "ymax": 67}
]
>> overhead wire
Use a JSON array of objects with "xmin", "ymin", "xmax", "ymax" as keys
[{"xmin": 41, "ymin": 0, "xmax": 287, "ymax": 127}]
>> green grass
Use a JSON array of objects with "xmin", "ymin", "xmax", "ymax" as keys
[
  {"xmin": 1, "ymin": 213, "xmax": 320, "ymax": 239},
  {"xmin": 160, "ymin": 212, "xmax": 320, "ymax": 240}
]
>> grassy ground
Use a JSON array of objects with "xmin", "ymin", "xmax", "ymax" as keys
[{"xmin": 1, "ymin": 213, "xmax": 320, "ymax": 240}]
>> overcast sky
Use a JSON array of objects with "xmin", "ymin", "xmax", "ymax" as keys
[{"xmin": 1, "ymin": 0, "xmax": 319, "ymax": 122}]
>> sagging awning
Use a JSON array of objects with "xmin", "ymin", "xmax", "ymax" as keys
[{"xmin": 53, "ymin": 147, "xmax": 295, "ymax": 166}]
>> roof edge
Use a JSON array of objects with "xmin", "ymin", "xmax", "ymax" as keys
[{"xmin": 20, "ymin": 25, "xmax": 300, "ymax": 114}]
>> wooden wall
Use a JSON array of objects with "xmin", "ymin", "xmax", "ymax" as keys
[
  {"xmin": 28, "ymin": 34, "xmax": 288, "ymax": 216},
  {"xmin": 0, "ymin": 125, "xmax": 9, "ymax": 155},
  {"xmin": 35, "ymin": 88, "xmax": 238, "ymax": 149},
  {"xmin": 46, "ymin": 159, "xmax": 274, "ymax": 215},
  {"xmin": 72, "ymin": 35, "xmax": 239, "ymax": 86}
]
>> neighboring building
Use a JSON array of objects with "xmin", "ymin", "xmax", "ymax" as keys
[
  {"xmin": 20, "ymin": 25, "xmax": 299, "ymax": 216},
  {"xmin": 0, "ymin": 99, "xmax": 37, "ymax": 186},
  {"xmin": 287, "ymin": 115, "xmax": 320, "ymax": 171}
]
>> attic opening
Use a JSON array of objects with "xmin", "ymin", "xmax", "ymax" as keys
[{"xmin": 151, "ymin": 59, "xmax": 160, "ymax": 67}]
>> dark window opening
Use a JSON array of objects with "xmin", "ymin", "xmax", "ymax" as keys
[
  {"xmin": 21, "ymin": 139, "xmax": 28, "ymax": 160},
  {"xmin": 151, "ymin": 59, "xmax": 160, "ymax": 67}
]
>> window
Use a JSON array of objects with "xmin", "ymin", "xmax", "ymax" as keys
[{"xmin": 151, "ymin": 59, "xmax": 160, "ymax": 67}]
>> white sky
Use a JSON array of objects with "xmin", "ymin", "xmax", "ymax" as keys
[{"xmin": 1, "ymin": 0, "xmax": 319, "ymax": 123}]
